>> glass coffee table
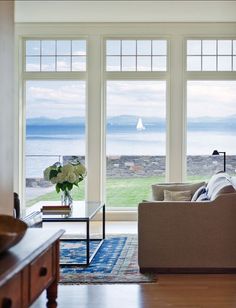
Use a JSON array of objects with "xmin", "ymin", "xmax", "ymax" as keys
[{"xmin": 27, "ymin": 201, "xmax": 105, "ymax": 266}]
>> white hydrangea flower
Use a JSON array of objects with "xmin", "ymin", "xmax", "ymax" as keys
[
  {"xmin": 68, "ymin": 172, "xmax": 76, "ymax": 183},
  {"xmin": 74, "ymin": 164, "xmax": 86, "ymax": 176},
  {"xmin": 56, "ymin": 172, "xmax": 65, "ymax": 184},
  {"xmin": 43, "ymin": 160, "xmax": 86, "ymax": 193},
  {"xmin": 62, "ymin": 164, "xmax": 74, "ymax": 175}
]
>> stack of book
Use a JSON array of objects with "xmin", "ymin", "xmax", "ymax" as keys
[{"xmin": 41, "ymin": 205, "xmax": 71, "ymax": 214}]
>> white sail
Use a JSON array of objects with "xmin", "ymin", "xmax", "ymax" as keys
[{"xmin": 136, "ymin": 118, "xmax": 145, "ymax": 131}]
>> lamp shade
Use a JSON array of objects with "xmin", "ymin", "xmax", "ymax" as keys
[{"xmin": 212, "ymin": 150, "xmax": 219, "ymax": 155}]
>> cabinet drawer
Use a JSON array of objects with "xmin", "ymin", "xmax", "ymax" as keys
[
  {"xmin": 30, "ymin": 247, "xmax": 53, "ymax": 302},
  {"xmin": 0, "ymin": 273, "xmax": 21, "ymax": 308}
]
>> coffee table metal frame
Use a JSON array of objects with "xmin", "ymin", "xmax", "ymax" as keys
[{"xmin": 42, "ymin": 202, "xmax": 105, "ymax": 267}]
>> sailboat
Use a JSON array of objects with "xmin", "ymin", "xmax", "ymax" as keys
[{"xmin": 136, "ymin": 117, "xmax": 145, "ymax": 131}]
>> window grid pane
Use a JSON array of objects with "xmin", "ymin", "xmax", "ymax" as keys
[
  {"xmin": 25, "ymin": 39, "xmax": 87, "ymax": 72},
  {"xmin": 106, "ymin": 40, "xmax": 121, "ymax": 56},
  {"xmin": 26, "ymin": 41, "xmax": 40, "ymax": 56},
  {"xmin": 187, "ymin": 39, "xmax": 236, "ymax": 71},
  {"xmin": 187, "ymin": 40, "xmax": 201, "ymax": 55},
  {"xmin": 26, "ymin": 56, "xmax": 40, "ymax": 71},
  {"xmin": 218, "ymin": 56, "xmax": 232, "ymax": 71},
  {"xmin": 122, "ymin": 56, "xmax": 136, "ymax": 71},
  {"xmin": 106, "ymin": 39, "xmax": 168, "ymax": 72},
  {"xmin": 57, "ymin": 40, "xmax": 71, "ymax": 56},
  {"xmin": 41, "ymin": 56, "xmax": 56, "ymax": 71},
  {"xmin": 72, "ymin": 56, "xmax": 86, "ymax": 71},
  {"xmin": 152, "ymin": 40, "xmax": 167, "ymax": 55},
  {"xmin": 202, "ymin": 40, "xmax": 216, "ymax": 55},
  {"xmin": 137, "ymin": 40, "xmax": 151, "ymax": 55},
  {"xmin": 202, "ymin": 56, "xmax": 217, "ymax": 71},
  {"xmin": 187, "ymin": 56, "xmax": 201, "ymax": 71},
  {"xmin": 106, "ymin": 56, "xmax": 121, "ymax": 71},
  {"xmin": 137, "ymin": 56, "xmax": 151, "ymax": 71},
  {"xmin": 42, "ymin": 40, "xmax": 56, "ymax": 56},
  {"xmin": 152, "ymin": 56, "xmax": 167, "ymax": 71},
  {"xmin": 57, "ymin": 56, "xmax": 71, "ymax": 71}
]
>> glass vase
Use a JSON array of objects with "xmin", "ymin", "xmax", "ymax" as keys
[{"xmin": 61, "ymin": 189, "xmax": 73, "ymax": 206}]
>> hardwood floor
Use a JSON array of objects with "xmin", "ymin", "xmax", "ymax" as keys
[
  {"xmin": 31, "ymin": 222, "xmax": 236, "ymax": 307},
  {"xmin": 32, "ymin": 275, "xmax": 236, "ymax": 308}
]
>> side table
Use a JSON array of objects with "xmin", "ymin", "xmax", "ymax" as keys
[{"xmin": 0, "ymin": 228, "xmax": 64, "ymax": 307}]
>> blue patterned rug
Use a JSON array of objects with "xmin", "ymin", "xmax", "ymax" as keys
[{"xmin": 59, "ymin": 235, "xmax": 157, "ymax": 284}]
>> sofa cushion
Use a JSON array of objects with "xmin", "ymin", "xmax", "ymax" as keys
[
  {"xmin": 191, "ymin": 185, "xmax": 206, "ymax": 201},
  {"xmin": 164, "ymin": 190, "xmax": 192, "ymax": 201},
  {"xmin": 152, "ymin": 182, "xmax": 206, "ymax": 201}
]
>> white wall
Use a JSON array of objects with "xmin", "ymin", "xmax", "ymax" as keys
[
  {"xmin": 0, "ymin": 1, "xmax": 14, "ymax": 215},
  {"xmin": 15, "ymin": 1, "xmax": 236, "ymax": 23}
]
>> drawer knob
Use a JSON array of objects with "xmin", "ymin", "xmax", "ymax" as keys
[
  {"xmin": 2, "ymin": 298, "xmax": 12, "ymax": 308},
  {"xmin": 39, "ymin": 267, "xmax": 48, "ymax": 277}
]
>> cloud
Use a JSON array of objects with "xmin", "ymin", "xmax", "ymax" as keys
[
  {"xmin": 26, "ymin": 81, "xmax": 85, "ymax": 119},
  {"xmin": 107, "ymin": 81, "xmax": 166, "ymax": 117},
  {"xmin": 188, "ymin": 81, "xmax": 236, "ymax": 118},
  {"xmin": 26, "ymin": 80, "xmax": 236, "ymax": 121}
]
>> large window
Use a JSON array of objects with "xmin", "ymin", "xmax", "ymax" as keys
[
  {"xmin": 18, "ymin": 27, "xmax": 236, "ymax": 215},
  {"xmin": 186, "ymin": 38, "xmax": 236, "ymax": 181},
  {"xmin": 25, "ymin": 80, "xmax": 86, "ymax": 206},
  {"xmin": 106, "ymin": 80, "xmax": 166, "ymax": 208}
]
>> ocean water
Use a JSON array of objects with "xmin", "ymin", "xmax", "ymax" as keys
[{"xmin": 26, "ymin": 125, "xmax": 236, "ymax": 178}]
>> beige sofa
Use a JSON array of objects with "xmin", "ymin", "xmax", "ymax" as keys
[{"xmin": 138, "ymin": 173, "xmax": 236, "ymax": 273}]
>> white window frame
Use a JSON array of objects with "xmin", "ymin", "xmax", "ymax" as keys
[
  {"xmin": 103, "ymin": 36, "xmax": 170, "ymax": 211},
  {"xmin": 15, "ymin": 23, "xmax": 236, "ymax": 220},
  {"xmin": 24, "ymin": 38, "xmax": 87, "ymax": 73},
  {"xmin": 184, "ymin": 36, "xmax": 236, "ymax": 178},
  {"xmin": 186, "ymin": 38, "xmax": 236, "ymax": 72},
  {"xmin": 19, "ymin": 36, "xmax": 88, "ymax": 211}
]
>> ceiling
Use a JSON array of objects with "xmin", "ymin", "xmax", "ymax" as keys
[{"xmin": 15, "ymin": 1, "xmax": 236, "ymax": 23}]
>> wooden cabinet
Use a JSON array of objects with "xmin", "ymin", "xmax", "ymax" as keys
[
  {"xmin": 0, "ymin": 229, "xmax": 64, "ymax": 308},
  {"xmin": 0, "ymin": 273, "xmax": 22, "ymax": 308},
  {"xmin": 30, "ymin": 247, "xmax": 53, "ymax": 303}
]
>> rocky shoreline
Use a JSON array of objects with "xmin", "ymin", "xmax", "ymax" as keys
[{"xmin": 26, "ymin": 155, "xmax": 236, "ymax": 187}]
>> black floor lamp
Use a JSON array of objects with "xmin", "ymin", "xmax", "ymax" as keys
[{"xmin": 212, "ymin": 150, "xmax": 226, "ymax": 172}]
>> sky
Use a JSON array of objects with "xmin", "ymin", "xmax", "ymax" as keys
[
  {"xmin": 26, "ymin": 80, "xmax": 86, "ymax": 119},
  {"xmin": 26, "ymin": 80, "xmax": 236, "ymax": 120},
  {"xmin": 187, "ymin": 81, "xmax": 236, "ymax": 118}
]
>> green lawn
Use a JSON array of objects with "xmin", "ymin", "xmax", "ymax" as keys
[
  {"xmin": 27, "ymin": 176, "xmax": 165, "ymax": 208},
  {"xmin": 106, "ymin": 176, "xmax": 165, "ymax": 207},
  {"xmin": 27, "ymin": 175, "xmax": 208, "ymax": 208}
]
